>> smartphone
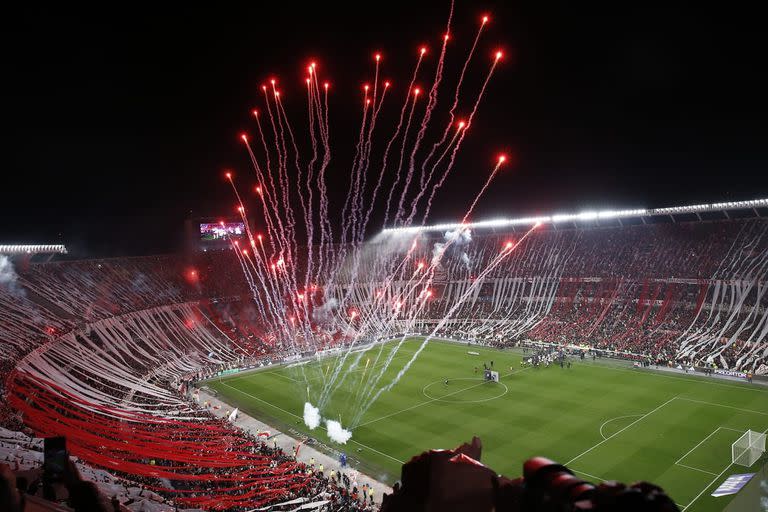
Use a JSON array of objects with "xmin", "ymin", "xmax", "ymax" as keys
[{"xmin": 43, "ymin": 436, "xmax": 68, "ymax": 484}]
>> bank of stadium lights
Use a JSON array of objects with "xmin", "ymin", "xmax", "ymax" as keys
[
  {"xmin": 650, "ymin": 199, "xmax": 768, "ymax": 215},
  {"xmin": 381, "ymin": 198, "xmax": 768, "ymax": 235},
  {"xmin": 0, "ymin": 244, "xmax": 68, "ymax": 255}
]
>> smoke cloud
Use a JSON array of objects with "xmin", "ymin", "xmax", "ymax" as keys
[
  {"xmin": 431, "ymin": 242, "xmax": 446, "ymax": 266},
  {"xmin": 303, "ymin": 402, "xmax": 321, "ymax": 430},
  {"xmin": 432, "ymin": 227, "xmax": 473, "ymax": 268},
  {"xmin": 326, "ymin": 419, "xmax": 353, "ymax": 444},
  {"xmin": 312, "ymin": 297, "xmax": 338, "ymax": 323},
  {"xmin": 0, "ymin": 255, "xmax": 25, "ymax": 298},
  {"xmin": 444, "ymin": 226, "xmax": 472, "ymax": 244},
  {"xmin": 303, "ymin": 402, "xmax": 352, "ymax": 443}
]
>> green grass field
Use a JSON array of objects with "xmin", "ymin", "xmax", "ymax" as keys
[{"xmin": 207, "ymin": 339, "xmax": 768, "ymax": 511}]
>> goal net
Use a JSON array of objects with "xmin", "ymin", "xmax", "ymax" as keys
[{"xmin": 732, "ymin": 430, "xmax": 766, "ymax": 467}]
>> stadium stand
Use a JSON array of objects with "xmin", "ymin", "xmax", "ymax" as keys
[
  {"xmin": 1, "ymin": 253, "xmax": 378, "ymax": 510},
  {"xmin": 349, "ymin": 218, "xmax": 768, "ymax": 373}
]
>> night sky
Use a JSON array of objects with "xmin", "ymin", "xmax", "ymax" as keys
[{"xmin": 1, "ymin": 3, "xmax": 766, "ymax": 257}]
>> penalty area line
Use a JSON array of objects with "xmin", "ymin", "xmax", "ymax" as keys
[
  {"xmin": 348, "ymin": 438, "xmax": 406, "ymax": 465},
  {"xmin": 571, "ymin": 468, "xmax": 603, "ymax": 481},
  {"xmin": 565, "ymin": 395, "xmax": 678, "ymax": 466},
  {"xmin": 674, "ymin": 427, "xmax": 723, "ymax": 465},
  {"xmin": 675, "ymin": 463, "xmax": 718, "ymax": 476},
  {"xmin": 675, "ymin": 397, "xmax": 768, "ymax": 417}
]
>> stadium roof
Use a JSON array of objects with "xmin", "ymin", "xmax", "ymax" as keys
[
  {"xmin": 0, "ymin": 244, "xmax": 68, "ymax": 255},
  {"xmin": 382, "ymin": 198, "xmax": 768, "ymax": 235}
]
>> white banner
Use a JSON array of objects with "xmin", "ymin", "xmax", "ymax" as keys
[
  {"xmin": 711, "ymin": 473, "xmax": 754, "ymax": 497},
  {"xmin": 714, "ymin": 369, "xmax": 746, "ymax": 379}
]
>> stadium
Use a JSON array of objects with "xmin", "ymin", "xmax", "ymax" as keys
[
  {"xmin": 2, "ymin": 200, "xmax": 767, "ymax": 512},
  {"xmin": 2, "ymin": 4, "xmax": 767, "ymax": 512}
]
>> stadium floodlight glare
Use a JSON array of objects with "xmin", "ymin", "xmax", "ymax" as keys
[
  {"xmin": 0, "ymin": 244, "xmax": 68, "ymax": 255},
  {"xmin": 380, "ymin": 198, "xmax": 768, "ymax": 235},
  {"xmin": 732, "ymin": 429, "xmax": 766, "ymax": 467}
]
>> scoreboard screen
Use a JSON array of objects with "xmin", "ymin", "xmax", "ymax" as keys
[{"xmin": 200, "ymin": 222, "xmax": 245, "ymax": 242}]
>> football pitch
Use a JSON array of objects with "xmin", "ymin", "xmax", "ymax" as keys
[{"xmin": 207, "ymin": 339, "xmax": 768, "ymax": 511}]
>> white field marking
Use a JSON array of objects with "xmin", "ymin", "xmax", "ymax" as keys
[
  {"xmin": 719, "ymin": 426, "xmax": 748, "ymax": 432},
  {"xmin": 578, "ymin": 360, "xmax": 768, "ymax": 394},
  {"xmin": 221, "ymin": 381, "xmax": 301, "ymax": 419},
  {"xmin": 682, "ymin": 463, "xmax": 734, "ymax": 511},
  {"xmin": 224, "ymin": 367, "xmax": 298, "ymax": 383},
  {"xmin": 422, "ymin": 379, "xmax": 509, "ymax": 403},
  {"xmin": 223, "ymin": 370, "xmax": 274, "ymax": 383},
  {"xmin": 564, "ymin": 395, "xmax": 678, "ymax": 466},
  {"xmin": 584, "ymin": 425, "xmax": 740, "ymax": 487},
  {"xmin": 598, "ymin": 414, "xmax": 643, "ymax": 440},
  {"xmin": 265, "ymin": 371, "xmax": 299, "ymax": 383},
  {"xmin": 676, "ymin": 397, "xmax": 768, "ymax": 416},
  {"xmin": 675, "ymin": 427, "xmax": 723, "ymax": 465},
  {"xmin": 582, "ymin": 398, "xmax": 766, "ymax": 507},
  {"xmin": 675, "ymin": 463, "xmax": 718, "ymax": 476},
  {"xmin": 355, "ymin": 399, "xmax": 438, "ymax": 429},
  {"xmin": 348, "ymin": 438, "xmax": 406, "ymax": 465},
  {"xmin": 356, "ymin": 367, "xmax": 529, "ymax": 429},
  {"xmin": 681, "ymin": 426, "xmax": 768, "ymax": 512},
  {"xmin": 571, "ymin": 469, "xmax": 604, "ymax": 481},
  {"xmin": 221, "ymin": 381, "xmax": 406, "ymax": 465}
]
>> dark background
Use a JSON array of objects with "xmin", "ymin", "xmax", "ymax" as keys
[{"xmin": 1, "ymin": 3, "xmax": 765, "ymax": 257}]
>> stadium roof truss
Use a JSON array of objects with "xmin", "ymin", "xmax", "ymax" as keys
[{"xmin": 381, "ymin": 198, "xmax": 768, "ymax": 235}]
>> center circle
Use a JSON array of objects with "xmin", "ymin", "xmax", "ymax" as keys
[{"xmin": 422, "ymin": 377, "xmax": 508, "ymax": 403}]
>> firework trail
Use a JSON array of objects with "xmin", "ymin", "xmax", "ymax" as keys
[
  {"xmin": 400, "ymin": 18, "xmax": 488, "ymax": 225},
  {"xmin": 421, "ymin": 50, "xmax": 504, "ymax": 223},
  {"xmin": 350, "ymin": 223, "xmax": 540, "ymax": 426},
  {"xmin": 382, "ymin": 88, "xmax": 421, "ymax": 228},
  {"xmin": 416, "ymin": 15, "xmax": 488, "ymax": 190},
  {"xmin": 221, "ymin": 5, "xmax": 518, "ymax": 443},
  {"xmin": 392, "ymin": 7, "xmax": 454, "ymax": 228},
  {"xmin": 340, "ymin": 153, "xmax": 508, "ymax": 412},
  {"xmin": 364, "ymin": 48, "xmax": 425, "ymax": 234},
  {"xmin": 462, "ymin": 154, "xmax": 507, "ymax": 222}
]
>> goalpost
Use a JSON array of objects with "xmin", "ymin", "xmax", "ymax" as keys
[{"xmin": 732, "ymin": 430, "xmax": 766, "ymax": 467}]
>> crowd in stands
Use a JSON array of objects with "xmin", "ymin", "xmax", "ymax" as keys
[
  {"xmin": 339, "ymin": 218, "xmax": 768, "ymax": 372},
  {"xmin": 188, "ymin": 250, "xmax": 251, "ymax": 300},
  {"xmin": 19, "ymin": 256, "xmax": 186, "ymax": 322},
  {"xmin": 426, "ymin": 218, "xmax": 764, "ymax": 281}
]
